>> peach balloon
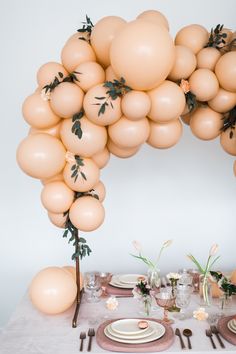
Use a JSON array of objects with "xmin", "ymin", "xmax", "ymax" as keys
[
  {"xmin": 17, "ymin": 133, "xmax": 66, "ymax": 179},
  {"xmin": 62, "ymin": 266, "xmax": 83, "ymax": 289},
  {"xmin": 175, "ymin": 24, "xmax": 209, "ymax": 54},
  {"xmin": 41, "ymin": 181, "xmax": 75, "ymax": 213},
  {"xmin": 110, "ymin": 20, "xmax": 175, "ymax": 90},
  {"xmin": 108, "ymin": 116, "xmax": 150, "ymax": 148},
  {"xmin": 148, "ymin": 80, "xmax": 186, "ymax": 122},
  {"xmin": 60, "ymin": 116, "xmax": 107, "ymax": 157},
  {"xmin": 83, "ymin": 84, "xmax": 122, "ymax": 126},
  {"xmin": 41, "ymin": 173, "xmax": 64, "ymax": 185},
  {"xmin": 190, "ymin": 106, "xmax": 223, "ymax": 140},
  {"xmin": 48, "ymin": 211, "xmax": 67, "ymax": 228},
  {"xmin": 234, "ymin": 161, "xmax": 236, "ymax": 177},
  {"xmin": 69, "ymin": 196, "xmax": 105, "ymax": 232},
  {"xmin": 121, "ymin": 91, "xmax": 151, "ymax": 121},
  {"xmin": 29, "ymin": 267, "xmax": 77, "ymax": 314},
  {"xmin": 211, "ymin": 282, "xmax": 223, "ymax": 298},
  {"xmin": 147, "ymin": 119, "xmax": 183, "ymax": 149},
  {"xmin": 91, "ymin": 16, "xmax": 126, "ymax": 68},
  {"xmin": 217, "ymin": 28, "xmax": 233, "ymax": 49},
  {"xmin": 168, "ymin": 45, "xmax": 197, "ymax": 81},
  {"xmin": 22, "ymin": 93, "xmax": 61, "ymax": 129},
  {"xmin": 29, "ymin": 121, "xmax": 62, "ymax": 139},
  {"xmin": 73, "ymin": 61, "xmax": 105, "ymax": 92},
  {"xmin": 66, "ymin": 32, "xmax": 90, "ymax": 44},
  {"xmin": 105, "ymin": 66, "xmax": 118, "ymax": 81},
  {"xmin": 220, "ymin": 131, "xmax": 236, "ymax": 156},
  {"xmin": 63, "ymin": 159, "xmax": 100, "ymax": 192},
  {"xmin": 208, "ymin": 88, "xmax": 236, "ymax": 113},
  {"xmin": 231, "ymin": 269, "xmax": 236, "ymax": 283},
  {"xmin": 50, "ymin": 82, "xmax": 84, "ymax": 119},
  {"xmin": 37, "ymin": 62, "xmax": 68, "ymax": 88},
  {"xmin": 189, "ymin": 68, "xmax": 219, "ymax": 101},
  {"xmin": 137, "ymin": 10, "xmax": 169, "ymax": 30},
  {"xmin": 107, "ymin": 139, "xmax": 140, "ymax": 158},
  {"xmin": 61, "ymin": 39, "xmax": 96, "ymax": 72},
  {"xmin": 197, "ymin": 47, "xmax": 221, "ymax": 71},
  {"xmin": 92, "ymin": 181, "xmax": 106, "ymax": 202},
  {"xmin": 215, "ymin": 52, "xmax": 236, "ymax": 92},
  {"xmin": 92, "ymin": 147, "xmax": 110, "ymax": 169}
]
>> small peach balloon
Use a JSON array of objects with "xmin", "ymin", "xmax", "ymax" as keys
[
  {"xmin": 83, "ymin": 84, "xmax": 122, "ymax": 126},
  {"xmin": 66, "ymin": 32, "xmax": 90, "ymax": 44},
  {"xmin": 69, "ymin": 196, "xmax": 105, "ymax": 232},
  {"xmin": 92, "ymin": 181, "xmax": 106, "ymax": 202},
  {"xmin": 137, "ymin": 10, "xmax": 169, "ymax": 30},
  {"xmin": 50, "ymin": 82, "xmax": 84, "ymax": 118},
  {"xmin": 189, "ymin": 68, "xmax": 219, "ymax": 101},
  {"xmin": 41, "ymin": 173, "xmax": 64, "ymax": 185},
  {"xmin": 208, "ymin": 88, "xmax": 236, "ymax": 113},
  {"xmin": 60, "ymin": 116, "xmax": 107, "ymax": 157},
  {"xmin": 168, "ymin": 45, "xmax": 197, "ymax": 81},
  {"xmin": 48, "ymin": 211, "xmax": 67, "ymax": 228},
  {"xmin": 63, "ymin": 158, "xmax": 100, "ymax": 192},
  {"xmin": 62, "ymin": 266, "xmax": 83, "ymax": 289},
  {"xmin": 92, "ymin": 147, "xmax": 110, "ymax": 169},
  {"xmin": 41, "ymin": 181, "xmax": 75, "ymax": 213},
  {"xmin": 37, "ymin": 62, "xmax": 68, "ymax": 88},
  {"xmin": 17, "ymin": 133, "xmax": 66, "ymax": 179},
  {"xmin": 29, "ymin": 121, "xmax": 62, "ymax": 139},
  {"xmin": 220, "ymin": 131, "xmax": 236, "ymax": 156},
  {"xmin": 108, "ymin": 116, "xmax": 150, "ymax": 148},
  {"xmin": 22, "ymin": 93, "xmax": 61, "ymax": 129},
  {"xmin": 107, "ymin": 139, "xmax": 140, "ymax": 158},
  {"xmin": 148, "ymin": 80, "xmax": 186, "ymax": 122},
  {"xmin": 190, "ymin": 106, "xmax": 223, "ymax": 140},
  {"xmin": 197, "ymin": 47, "xmax": 221, "ymax": 71},
  {"xmin": 73, "ymin": 61, "xmax": 105, "ymax": 92},
  {"xmin": 61, "ymin": 39, "xmax": 96, "ymax": 72},
  {"xmin": 121, "ymin": 91, "xmax": 151, "ymax": 121},
  {"xmin": 29, "ymin": 267, "xmax": 77, "ymax": 314},
  {"xmin": 110, "ymin": 20, "xmax": 175, "ymax": 90},
  {"xmin": 175, "ymin": 24, "xmax": 209, "ymax": 54},
  {"xmin": 147, "ymin": 119, "xmax": 183, "ymax": 149},
  {"xmin": 215, "ymin": 52, "xmax": 236, "ymax": 93},
  {"xmin": 105, "ymin": 66, "xmax": 119, "ymax": 81},
  {"xmin": 231, "ymin": 269, "xmax": 236, "ymax": 283},
  {"xmin": 91, "ymin": 16, "xmax": 127, "ymax": 68}
]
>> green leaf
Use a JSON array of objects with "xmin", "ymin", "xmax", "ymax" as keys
[
  {"xmin": 95, "ymin": 96, "xmax": 106, "ymax": 100},
  {"xmin": 79, "ymin": 237, "xmax": 86, "ymax": 243},
  {"xmin": 81, "ymin": 171, "xmax": 87, "ymax": 181}
]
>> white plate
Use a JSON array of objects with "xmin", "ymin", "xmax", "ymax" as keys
[
  {"xmin": 104, "ymin": 320, "xmax": 165, "ymax": 344},
  {"xmin": 117, "ymin": 274, "xmax": 146, "ymax": 285},
  {"xmin": 106, "ymin": 323, "xmax": 155, "ymax": 340},
  {"xmin": 109, "ymin": 275, "xmax": 135, "ymax": 289},
  {"xmin": 111, "ymin": 319, "xmax": 149, "ymax": 335},
  {"xmin": 230, "ymin": 319, "xmax": 236, "ymax": 329},
  {"xmin": 227, "ymin": 320, "xmax": 236, "ymax": 334}
]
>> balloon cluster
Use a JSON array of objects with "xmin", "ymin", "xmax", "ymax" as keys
[{"xmin": 17, "ymin": 11, "xmax": 236, "ymax": 258}]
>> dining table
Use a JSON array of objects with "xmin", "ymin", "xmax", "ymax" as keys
[{"xmin": 0, "ymin": 287, "xmax": 236, "ymax": 354}]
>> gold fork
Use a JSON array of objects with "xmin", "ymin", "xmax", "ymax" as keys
[
  {"xmin": 87, "ymin": 328, "xmax": 95, "ymax": 352},
  {"xmin": 79, "ymin": 332, "xmax": 86, "ymax": 352}
]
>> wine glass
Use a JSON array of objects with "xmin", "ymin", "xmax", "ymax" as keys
[
  {"xmin": 154, "ymin": 290, "xmax": 176, "ymax": 324},
  {"xmin": 84, "ymin": 271, "xmax": 102, "ymax": 303},
  {"xmin": 176, "ymin": 285, "xmax": 192, "ymax": 320},
  {"xmin": 97, "ymin": 272, "xmax": 112, "ymax": 297}
]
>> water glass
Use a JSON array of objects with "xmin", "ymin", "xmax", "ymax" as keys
[
  {"xmin": 84, "ymin": 271, "xmax": 102, "ymax": 303},
  {"xmin": 176, "ymin": 285, "xmax": 192, "ymax": 319}
]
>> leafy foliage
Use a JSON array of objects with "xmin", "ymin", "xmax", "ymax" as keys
[
  {"xmin": 43, "ymin": 71, "xmax": 81, "ymax": 93},
  {"xmin": 210, "ymin": 271, "xmax": 236, "ymax": 296},
  {"xmin": 77, "ymin": 15, "xmax": 94, "ymax": 43},
  {"xmin": 71, "ymin": 155, "xmax": 87, "ymax": 182},
  {"xmin": 206, "ymin": 24, "xmax": 228, "ymax": 50},
  {"xmin": 221, "ymin": 106, "xmax": 236, "ymax": 139},
  {"xmin": 135, "ymin": 280, "xmax": 151, "ymax": 296},
  {"xmin": 72, "ymin": 110, "xmax": 84, "ymax": 139},
  {"xmin": 185, "ymin": 91, "xmax": 197, "ymax": 113}
]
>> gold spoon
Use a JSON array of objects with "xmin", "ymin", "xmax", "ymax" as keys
[{"xmin": 183, "ymin": 328, "xmax": 192, "ymax": 349}]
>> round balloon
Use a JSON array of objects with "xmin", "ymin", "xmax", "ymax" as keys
[
  {"xmin": 137, "ymin": 10, "xmax": 169, "ymax": 30},
  {"xmin": 215, "ymin": 52, "xmax": 236, "ymax": 92},
  {"xmin": 105, "ymin": 65, "xmax": 119, "ymax": 81},
  {"xmin": 168, "ymin": 45, "xmax": 197, "ymax": 81},
  {"xmin": 208, "ymin": 88, "xmax": 236, "ymax": 113},
  {"xmin": 69, "ymin": 196, "xmax": 105, "ymax": 231},
  {"xmin": 121, "ymin": 91, "xmax": 151, "ymax": 121},
  {"xmin": 37, "ymin": 62, "xmax": 68, "ymax": 88},
  {"xmin": 147, "ymin": 119, "xmax": 183, "ymax": 149},
  {"xmin": 190, "ymin": 106, "xmax": 223, "ymax": 140},
  {"xmin": 92, "ymin": 181, "xmax": 106, "ymax": 202},
  {"xmin": 189, "ymin": 68, "xmax": 219, "ymax": 101},
  {"xmin": 107, "ymin": 139, "xmax": 140, "ymax": 158},
  {"xmin": 29, "ymin": 267, "xmax": 77, "ymax": 314},
  {"xmin": 196, "ymin": 47, "xmax": 221, "ymax": 71},
  {"xmin": 175, "ymin": 24, "xmax": 209, "ymax": 54},
  {"xmin": 29, "ymin": 121, "xmax": 62, "ymax": 139},
  {"xmin": 110, "ymin": 20, "xmax": 175, "ymax": 90},
  {"xmin": 48, "ymin": 211, "xmax": 67, "ymax": 228},
  {"xmin": 73, "ymin": 61, "xmax": 105, "ymax": 92},
  {"xmin": 17, "ymin": 133, "xmax": 66, "ymax": 179},
  {"xmin": 92, "ymin": 147, "xmax": 110, "ymax": 169},
  {"xmin": 41, "ymin": 181, "xmax": 75, "ymax": 213},
  {"xmin": 41, "ymin": 173, "xmax": 64, "ymax": 185},
  {"xmin": 220, "ymin": 131, "xmax": 236, "ymax": 156}
]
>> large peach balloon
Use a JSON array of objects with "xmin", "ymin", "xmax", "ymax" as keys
[
  {"xmin": 41, "ymin": 173, "xmax": 64, "ymax": 185},
  {"xmin": 37, "ymin": 62, "xmax": 68, "ymax": 88},
  {"xmin": 208, "ymin": 88, "xmax": 236, "ymax": 113},
  {"xmin": 175, "ymin": 24, "xmax": 209, "ymax": 54},
  {"xmin": 50, "ymin": 82, "xmax": 84, "ymax": 118},
  {"xmin": 69, "ymin": 196, "xmax": 105, "ymax": 231},
  {"xmin": 110, "ymin": 20, "xmax": 175, "ymax": 90},
  {"xmin": 121, "ymin": 91, "xmax": 151, "ymax": 121},
  {"xmin": 137, "ymin": 10, "xmax": 169, "ymax": 30},
  {"xmin": 29, "ymin": 121, "xmax": 62, "ymax": 139},
  {"xmin": 105, "ymin": 66, "xmax": 118, "ymax": 81},
  {"xmin": 189, "ymin": 69, "xmax": 219, "ymax": 101},
  {"xmin": 61, "ymin": 39, "xmax": 96, "ymax": 72},
  {"xmin": 92, "ymin": 147, "xmax": 110, "ymax": 169},
  {"xmin": 92, "ymin": 181, "xmax": 106, "ymax": 202},
  {"xmin": 83, "ymin": 84, "xmax": 122, "ymax": 126},
  {"xmin": 196, "ymin": 47, "xmax": 221, "ymax": 71},
  {"xmin": 73, "ymin": 61, "xmax": 105, "ymax": 92},
  {"xmin": 29, "ymin": 267, "xmax": 77, "ymax": 314},
  {"xmin": 41, "ymin": 181, "xmax": 75, "ymax": 213},
  {"xmin": 63, "ymin": 158, "xmax": 100, "ymax": 192},
  {"xmin": 220, "ymin": 131, "xmax": 236, "ymax": 156},
  {"xmin": 148, "ymin": 80, "xmax": 186, "ymax": 122},
  {"xmin": 147, "ymin": 119, "xmax": 183, "ymax": 149},
  {"xmin": 168, "ymin": 45, "xmax": 197, "ymax": 81},
  {"xmin": 107, "ymin": 139, "xmax": 140, "ymax": 158},
  {"xmin": 108, "ymin": 116, "xmax": 150, "ymax": 148},
  {"xmin": 215, "ymin": 52, "xmax": 236, "ymax": 92},
  {"xmin": 17, "ymin": 133, "xmax": 66, "ymax": 179},
  {"xmin": 63, "ymin": 266, "xmax": 83, "ymax": 290},
  {"xmin": 60, "ymin": 116, "xmax": 107, "ymax": 157},
  {"xmin": 190, "ymin": 106, "xmax": 223, "ymax": 140},
  {"xmin": 22, "ymin": 93, "xmax": 61, "ymax": 129},
  {"xmin": 48, "ymin": 211, "xmax": 67, "ymax": 228},
  {"xmin": 91, "ymin": 16, "xmax": 126, "ymax": 68}
]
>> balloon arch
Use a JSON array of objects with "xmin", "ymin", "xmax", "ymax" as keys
[{"xmin": 17, "ymin": 11, "xmax": 236, "ymax": 326}]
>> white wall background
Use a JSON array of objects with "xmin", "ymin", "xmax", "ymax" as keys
[{"xmin": 0, "ymin": 0, "xmax": 236, "ymax": 327}]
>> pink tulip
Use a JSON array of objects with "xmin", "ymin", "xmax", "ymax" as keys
[
  {"xmin": 132, "ymin": 240, "xmax": 142, "ymax": 252},
  {"xmin": 209, "ymin": 244, "xmax": 219, "ymax": 256}
]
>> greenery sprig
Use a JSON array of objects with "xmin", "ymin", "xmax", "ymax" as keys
[
  {"xmin": 72, "ymin": 110, "xmax": 84, "ymax": 139},
  {"xmin": 77, "ymin": 15, "xmax": 94, "ymax": 43},
  {"xmin": 221, "ymin": 106, "xmax": 236, "ymax": 139},
  {"xmin": 185, "ymin": 91, "xmax": 197, "ymax": 113},
  {"xmin": 206, "ymin": 24, "xmax": 228, "ymax": 50},
  {"xmin": 43, "ymin": 71, "xmax": 81, "ymax": 93},
  {"xmin": 75, "ymin": 190, "xmax": 99, "ymax": 200},
  {"xmin": 210, "ymin": 271, "xmax": 236, "ymax": 297},
  {"xmin": 71, "ymin": 155, "xmax": 87, "ymax": 182},
  {"xmin": 94, "ymin": 77, "xmax": 132, "ymax": 116}
]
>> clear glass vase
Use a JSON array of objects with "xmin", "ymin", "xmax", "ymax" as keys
[
  {"xmin": 199, "ymin": 274, "xmax": 212, "ymax": 307},
  {"xmin": 138, "ymin": 295, "xmax": 152, "ymax": 316},
  {"xmin": 219, "ymin": 291, "xmax": 232, "ymax": 312},
  {"xmin": 147, "ymin": 267, "xmax": 161, "ymax": 291}
]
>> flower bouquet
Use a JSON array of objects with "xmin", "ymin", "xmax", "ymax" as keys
[
  {"xmin": 132, "ymin": 280, "xmax": 154, "ymax": 316},
  {"xmin": 210, "ymin": 271, "xmax": 236, "ymax": 311}
]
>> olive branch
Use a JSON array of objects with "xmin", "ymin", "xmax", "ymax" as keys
[{"xmin": 77, "ymin": 15, "xmax": 94, "ymax": 43}]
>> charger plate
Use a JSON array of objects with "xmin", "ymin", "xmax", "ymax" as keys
[{"xmin": 217, "ymin": 315, "xmax": 236, "ymax": 345}]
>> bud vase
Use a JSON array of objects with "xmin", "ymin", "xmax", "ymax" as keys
[
  {"xmin": 139, "ymin": 295, "xmax": 152, "ymax": 316},
  {"xmin": 199, "ymin": 274, "xmax": 212, "ymax": 307},
  {"xmin": 147, "ymin": 267, "xmax": 161, "ymax": 291},
  {"xmin": 219, "ymin": 291, "xmax": 232, "ymax": 313}
]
